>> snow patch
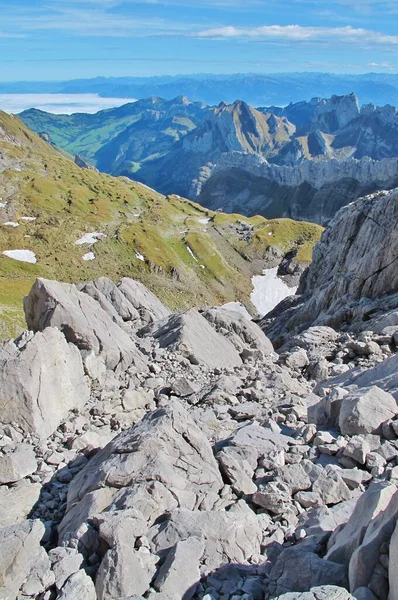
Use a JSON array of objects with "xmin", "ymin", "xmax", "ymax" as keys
[
  {"xmin": 251, "ymin": 267, "xmax": 297, "ymax": 317},
  {"xmin": 3, "ymin": 221, "xmax": 19, "ymax": 227},
  {"xmin": 82, "ymin": 252, "xmax": 96, "ymax": 261},
  {"xmin": 198, "ymin": 218, "xmax": 210, "ymax": 224},
  {"xmin": 186, "ymin": 245, "xmax": 198, "ymax": 261},
  {"xmin": 2, "ymin": 249, "xmax": 37, "ymax": 264},
  {"xmin": 21, "ymin": 216, "xmax": 37, "ymax": 222},
  {"xmin": 75, "ymin": 231, "xmax": 106, "ymax": 245},
  {"xmin": 135, "ymin": 252, "xmax": 145, "ymax": 262},
  {"xmin": 0, "ymin": 202, "xmax": 6, "ymax": 209}
]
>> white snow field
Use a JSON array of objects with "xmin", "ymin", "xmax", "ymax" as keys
[
  {"xmin": 2, "ymin": 250, "xmax": 37, "ymax": 264},
  {"xmin": 250, "ymin": 267, "xmax": 297, "ymax": 317}
]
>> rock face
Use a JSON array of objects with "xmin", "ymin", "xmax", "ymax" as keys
[
  {"xmin": 24, "ymin": 278, "xmax": 147, "ymax": 372},
  {"xmin": 199, "ymin": 152, "xmax": 398, "ymax": 224},
  {"xmin": 263, "ymin": 188, "xmax": 398, "ymax": 345},
  {"xmin": 0, "ymin": 328, "xmax": 89, "ymax": 438}
]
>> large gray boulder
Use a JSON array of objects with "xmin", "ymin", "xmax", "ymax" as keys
[
  {"xmin": 59, "ymin": 400, "xmax": 223, "ymax": 544},
  {"xmin": 141, "ymin": 308, "xmax": 242, "ymax": 369},
  {"xmin": 24, "ymin": 278, "xmax": 147, "ymax": 371},
  {"xmin": 273, "ymin": 586, "xmax": 355, "ymax": 600},
  {"xmin": 0, "ymin": 328, "xmax": 90, "ymax": 438},
  {"xmin": 0, "ymin": 480, "xmax": 41, "ymax": 527},
  {"xmin": 0, "ymin": 520, "xmax": 53, "ymax": 599},
  {"xmin": 203, "ymin": 306, "xmax": 274, "ymax": 355},
  {"xmin": 338, "ymin": 386, "xmax": 397, "ymax": 435},
  {"xmin": 118, "ymin": 277, "xmax": 171, "ymax": 325},
  {"xmin": 79, "ymin": 276, "xmax": 140, "ymax": 323},
  {"xmin": 149, "ymin": 507, "xmax": 263, "ymax": 573},
  {"xmin": 268, "ymin": 548, "xmax": 348, "ymax": 597},
  {"xmin": 0, "ymin": 443, "xmax": 37, "ymax": 483},
  {"xmin": 326, "ymin": 482, "xmax": 396, "ymax": 567}
]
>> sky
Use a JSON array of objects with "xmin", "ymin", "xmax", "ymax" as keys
[{"xmin": 1, "ymin": 0, "xmax": 398, "ymax": 81}]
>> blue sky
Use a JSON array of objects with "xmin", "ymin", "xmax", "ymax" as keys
[{"xmin": 1, "ymin": 0, "xmax": 398, "ymax": 81}]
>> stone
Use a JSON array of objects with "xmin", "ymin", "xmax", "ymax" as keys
[
  {"xmin": 274, "ymin": 586, "xmax": 355, "ymax": 600},
  {"xmin": 389, "ymin": 518, "xmax": 398, "ymax": 600},
  {"xmin": 295, "ymin": 491, "xmax": 323, "ymax": 509},
  {"xmin": 49, "ymin": 547, "xmax": 84, "ymax": 591},
  {"xmin": 149, "ymin": 507, "xmax": 262, "ymax": 573},
  {"xmin": 0, "ymin": 479, "xmax": 41, "ymax": 527},
  {"xmin": 142, "ymin": 309, "xmax": 242, "ymax": 369},
  {"xmin": 343, "ymin": 434, "xmax": 381, "ymax": 465},
  {"xmin": 326, "ymin": 482, "xmax": 397, "ymax": 566},
  {"xmin": 153, "ymin": 537, "xmax": 204, "ymax": 598},
  {"xmin": 312, "ymin": 466, "xmax": 351, "ymax": 505},
  {"xmin": 0, "ymin": 520, "xmax": 53, "ymax": 599},
  {"xmin": 216, "ymin": 447, "xmax": 257, "ymax": 495},
  {"xmin": 0, "ymin": 443, "xmax": 37, "ymax": 483},
  {"xmin": 59, "ymin": 401, "xmax": 223, "ymax": 543},
  {"xmin": 284, "ymin": 348, "xmax": 309, "ymax": 370},
  {"xmin": 276, "ymin": 463, "xmax": 312, "ymax": 494},
  {"xmin": 58, "ymin": 570, "xmax": 97, "ymax": 600},
  {"xmin": 203, "ymin": 307, "xmax": 274, "ymax": 356},
  {"xmin": 24, "ymin": 278, "xmax": 147, "ymax": 372},
  {"xmin": 80, "ymin": 276, "xmax": 140, "ymax": 323},
  {"xmin": 0, "ymin": 328, "xmax": 90, "ymax": 438},
  {"xmin": 252, "ymin": 481, "xmax": 292, "ymax": 514},
  {"xmin": 339, "ymin": 386, "xmax": 397, "ymax": 436},
  {"xmin": 118, "ymin": 277, "xmax": 171, "ymax": 325},
  {"xmin": 268, "ymin": 548, "xmax": 347, "ymax": 596}
]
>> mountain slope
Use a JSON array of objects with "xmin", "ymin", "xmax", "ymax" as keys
[
  {"xmin": 0, "ymin": 111, "xmax": 322, "ymax": 340},
  {"xmin": 20, "ymin": 96, "xmax": 209, "ymax": 170}
]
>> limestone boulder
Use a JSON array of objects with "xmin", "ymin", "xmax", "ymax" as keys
[
  {"xmin": 141, "ymin": 309, "xmax": 242, "ymax": 369},
  {"xmin": 0, "ymin": 327, "xmax": 90, "ymax": 438},
  {"xmin": 338, "ymin": 386, "xmax": 397, "ymax": 436},
  {"xmin": 118, "ymin": 277, "xmax": 171, "ymax": 325},
  {"xmin": 24, "ymin": 278, "xmax": 147, "ymax": 372}
]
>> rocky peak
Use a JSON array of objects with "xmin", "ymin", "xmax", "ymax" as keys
[{"xmin": 313, "ymin": 93, "xmax": 360, "ymax": 133}]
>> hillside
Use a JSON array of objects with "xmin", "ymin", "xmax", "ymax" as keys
[{"xmin": 0, "ymin": 110, "xmax": 322, "ymax": 340}]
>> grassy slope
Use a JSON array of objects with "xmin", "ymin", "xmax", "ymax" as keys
[{"xmin": 0, "ymin": 111, "xmax": 323, "ymax": 340}]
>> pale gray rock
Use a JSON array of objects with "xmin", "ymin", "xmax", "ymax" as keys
[
  {"xmin": 389, "ymin": 517, "xmax": 398, "ymax": 600},
  {"xmin": 277, "ymin": 463, "xmax": 312, "ymax": 494},
  {"xmin": 49, "ymin": 547, "xmax": 84, "ymax": 591},
  {"xmin": 263, "ymin": 188, "xmax": 398, "ymax": 343},
  {"xmin": 216, "ymin": 446, "xmax": 257, "ymax": 495},
  {"xmin": 268, "ymin": 548, "xmax": 348, "ymax": 596},
  {"xmin": 0, "ymin": 443, "xmax": 37, "ymax": 483},
  {"xmin": 326, "ymin": 482, "xmax": 397, "ymax": 565},
  {"xmin": 0, "ymin": 327, "xmax": 90, "ymax": 438},
  {"xmin": 273, "ymin": 586, "xmax": 355, "ymax": 600},
  {"xmin": 312, "ymin": 466, "xmax": 351, "ymax": 505},
  {"xmin": 24, "ymin": 278, "xmax": 147, "ymax": 372},
  {"xmin": 118, "ymin": 277, "xmax": 171, "ymax": 325},
  {"xmin": 0, "ymin": 479, "xmax": 41, "ymax": 527},
  {"xmin": 338, "ymin": 386, "xmax": 397, "ymax": 436},
  {"xmin": 141, "ymin": 308, "xmax": 242, "ymax": 369},
  {"xmin": 60, "ymin": 401, "xmax": 223, "ymax": 544},
  {"xmin": 203, "ymin": 306, "xmax": 274, "ymax": 355},
  {"xmin": 343, "ymin": 434, "xmax": 380, "ymax": 465},
  {"xmin": 96, "ymin": 524, "xmax": 157, "ymax": 600},
  {"xmin": 149, "ymin": 507, "xmax": 262, "ymax": 572},
  {"xmin": 58, "ymin": 569, "xmax": 97, "ymax": 600},
  {"xmin": 80, "ymin": 276, "xmax": 140, "ymax": 323},
  {"xmin": 153, "ymin": 537, "xmax": 204, "ymax": 598},
  {"xmin": 0, "ymin": 520, "xmax": 53, "ymax": 600},
  {"xmin": 348, "ymin": 486, "xmax": 398, "ymax": 591}
]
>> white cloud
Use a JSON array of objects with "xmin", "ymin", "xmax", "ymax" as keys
[
  {"xmin": 0, "ymin": 93, "xmax": 136, "ymax": 115},
  {"xmin": 367, "ymin": 61, "xmax": 394, "ymax": 68},
  {"xmin": 194, "ymin": 24, "xmax": 398, "ymax": 46}
]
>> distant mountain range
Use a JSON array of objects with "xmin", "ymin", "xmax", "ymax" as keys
[
  {"xmin": 19, "ymin": 91, "xmax": 398, "ymax": 224},
  {"xmin": 4, "ymin": 72, "xmax": 398, "ymax": 106}
]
